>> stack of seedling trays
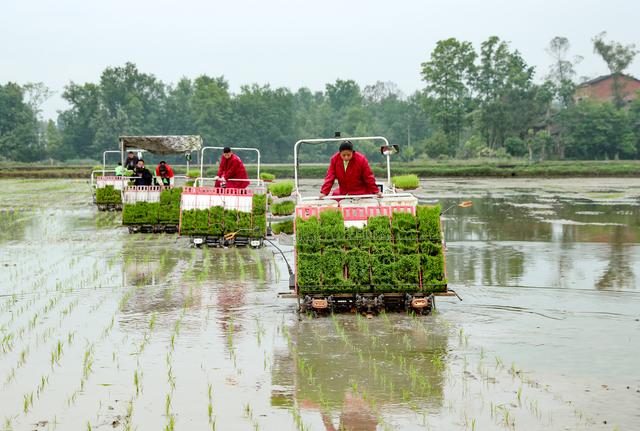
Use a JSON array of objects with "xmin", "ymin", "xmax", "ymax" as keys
[
  {"xmin": 95, "ymin": 185, "xmax": 123, "ymax": 211},
  {"xmin": 122, "ymin": 187, "xmax": 183, "ymax": 233},
  {"xmin": 179, "ymin": 189, "xmax": 267, "ymax": 247},
  {"xmin": 294, "ymin": 205, "xmax": 446, "ymax": 313},
  {"xmin": 267, "ymin": 180, "xmax": 296, "ymax": 235},
  {"xmin": 94, "ymin": 176, "xmax": 126, "ymax": 211}
]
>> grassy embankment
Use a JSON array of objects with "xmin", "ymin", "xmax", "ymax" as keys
[{"xmin": 1, "ymin": 159, "xmax": 639, "ymax": 179}]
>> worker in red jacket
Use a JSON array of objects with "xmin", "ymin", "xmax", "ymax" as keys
[
  {"xmin": 155, "ymin": 161, "xmax": 174, "ymax": 188},
  {"xmin": 320, "ymin": 141, "xmax": 381, "ymax": 198},
  {"xmin": 215, "ymin": 147, "xmax": 249, "ymax": 189}
]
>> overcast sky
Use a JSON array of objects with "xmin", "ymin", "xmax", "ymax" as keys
[{"xmin": 2, "ymin": 0, "xmax": 639, "ymax": 120}]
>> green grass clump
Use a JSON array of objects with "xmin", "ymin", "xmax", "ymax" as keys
[
  {"xmin": 392, "ymin": 174, "xmax": 419, "ymax": 190},
  {"xmin": 272, "ymin": 220, "xmax": 293, "ymax": 235},
  {"xmin": 270, "ymin": 201, "xmax": 295, "ymax": 216},
  {"xmin": 96, "ymin": 186, "xmax": 121, "ymax": 205},
  {"xmin": 268, "ymin": 181, "xmax": 294, "ymax": 198},
  {"xmin": 259, "ymin": 172, "xmax": 275, "ymax": 181}
]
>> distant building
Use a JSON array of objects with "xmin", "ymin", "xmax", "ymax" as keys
[{"xmin": 574, "ymin": 74, "xmax": 640, "ymax": 104}]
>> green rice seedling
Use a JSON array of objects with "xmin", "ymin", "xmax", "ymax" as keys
[
  {"xmin": 295, "ymin": 217, "xmax": 320, "ymax": 253},
  {"xmin": 95, "ymin": 186, "xmax": 122, "ymax": 205},
  {"xmin": 252, "ymin": 194, "xmax": 267, "ymax": 215},
  {"xmin": 320, "ymin": 247, "xmax": 347, "ymax": 291},
  {"xmin": 271, "ymin": 220, "xmax": 293, "ymax": 234},
  {"xmin": 165, "ymin": 393, "xmax": 171, "ymax": 416},
  {"xmin": 223, "ymin": 210, "xmax": 239, "ymax": 234},
  {"xmin": 237, "ymin": 211, "xmax": 252, "ymax": 232},
  {"xmin": 22, "ymin": 392, "xmax": 33, "ymax": 413},
  {"xmin": 319, "ymin": 210, "xmax": 345, "ymax": 248},
  {"xmin": 392, "ymin": 174, "xmax": 419, "ymax": 190},
  {"xmin": 268, "ymin": 181, "xmax": 294, "ymax": 198},
  {"xmin": 208, "ymin": 206, "xmax": 224, "ymax": 236},
  {"xmin": 346, "ymin": 248, "xmax": 371, "ymax": 289},
  {"xmin": 134, "ymin": 370, "xmax": 141, "ymax": 395},
  {"xmin": 416, "ymin": 205, "xmax": 441, "ymax": 241},
  {"xmin": 270, "ymin": 200, "xmax": 295, "ymax": 216},
  {"xmin": 259, "ymin": 172, "xmax": 275, "ymax": 181}
]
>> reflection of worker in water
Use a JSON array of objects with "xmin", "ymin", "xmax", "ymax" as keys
[
  {"xmin": 320, "ymin": 141, "xmax": 381, "ymax": 198},
  {"xmin": 215, "ymin": 147, "xmax": 249, "ymax": 189},
  {"xmin": 134, "ymin": 159, "xmax": 153, "ymax": 186},
  {"xmin": 318, "ymin": 391, "xmax": 378, "ymax": 431},
  {"xmin": 155, "ymin": 161, "xmax": 174, "ymax": 188}
]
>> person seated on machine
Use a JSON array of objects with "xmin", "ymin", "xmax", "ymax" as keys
[
  {"xmin": 320, "ymin": 140, "xmax": 381, "ymax": 199},
  {"xmin": 215, "ymin": 147, "xmax": 249, "ymax": 189},
  {"xmin": 133, "ymin": 159, "xmax": 153, "ymax": 186}
]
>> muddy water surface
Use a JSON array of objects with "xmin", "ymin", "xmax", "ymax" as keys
[{"xmin": 0, "ymin": 178, "xmax": 638, "ymax": 430}]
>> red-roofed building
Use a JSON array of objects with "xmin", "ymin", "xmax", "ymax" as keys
[{"xmin": 574, "ymin": 74, "xmax": 640, "ymax": 104}]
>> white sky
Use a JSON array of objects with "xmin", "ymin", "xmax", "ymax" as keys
[{"xmin": 1, "ymin": 0, "xmax": 638, "ymax": 120}]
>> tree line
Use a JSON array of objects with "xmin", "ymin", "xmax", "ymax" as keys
[{"xmin": 1, "ymin": 33, "xmax": 638, "ymax": 163}]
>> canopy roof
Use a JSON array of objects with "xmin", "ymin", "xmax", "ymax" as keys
[{"xmin": 120, "ymin": 135, "xmax": 202, "ymax": 155}]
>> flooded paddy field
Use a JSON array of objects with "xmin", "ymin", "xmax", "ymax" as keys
[{"xmin": 0, "ymin": 178, "xmax": 639, "ymax": 430}]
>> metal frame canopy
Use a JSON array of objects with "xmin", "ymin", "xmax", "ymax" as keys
[
  {"xmin": 294, "ymin": 136, "xmax": 394, "ymax": 201},
  {"xmin": 119, "ymin": 135, "xmax": 203, "ymax": 158}
]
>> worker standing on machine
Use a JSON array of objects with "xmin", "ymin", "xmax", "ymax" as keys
[
  {"xmin": 320, "ymin": 140, "xmax": 381, "ymax": 198},
  {"xmin": 215, "ymin": 147, "xmax": 249, "ymax": 189}
]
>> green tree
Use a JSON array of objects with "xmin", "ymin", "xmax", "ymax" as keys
[
  {"xmin": 163, "ymin": 78, "xmax": 195, "ymax": 134},
  {"xmin": 229, "ymin": 84, "xmax": 295, "ymax": 163},
  {"xmin": 420, "ymin": 38, "xmax": 476, "ymax": 146},
  {"xmin": 474, "ymin": 36, "xmax": 538, "ymax": 148},
  {"xmin": 546, "ymin": 36, "xmax": 582, "ymax": 108},
  {"xmin": 563, "ymin": 101, "xmax": 635, "ymax": 159},
  {"xmin": 191, "ymin": 75, "xmax": 232, "ymax": 149},
  {"xmin": 592, "ymin": 32, "xmax": 639, "ymax": 107},
  {"xmin": 43, "ymin": 119, "xmax": 67, "ymax": 160},
  {"xmin": 58, "ymin": 82, "xmax": 100, "ymax": 158},
  {"xmin": 0, "ymin": 82, "xmax": 41, "ymax": 161}
]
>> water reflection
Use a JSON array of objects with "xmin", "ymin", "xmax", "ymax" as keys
[
  {"xmin": 271, "ymin": 317, "xmax": 449, "ymax": 428},
  {"xmin": 439, "ymin": 194, "xmax": 640, "ymax": 291}
]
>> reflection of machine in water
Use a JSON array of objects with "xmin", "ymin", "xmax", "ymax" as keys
[
  {"xmin": 271, "ymin": 318, "xmax": 448, "ymax": 429},
  {"xmin": 120, "ymin": 240, "xmax": 201, "ymax": 315}
]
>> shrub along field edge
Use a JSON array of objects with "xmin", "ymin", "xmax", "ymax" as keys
[{"xmin": 1, "ymin": 160, "xmax": 640, "ymax": 179}]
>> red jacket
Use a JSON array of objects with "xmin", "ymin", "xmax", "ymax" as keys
[
  {"xmin": 155, "ymin": 164, "xmax": 174, "ymax": 178},
  {"xmin": 321, "ymin": 151, "xmax": 378, "ymax": 196},
  {"xmin": 215, "ymin": 154, "xmax": 249, "ymax": 189}
]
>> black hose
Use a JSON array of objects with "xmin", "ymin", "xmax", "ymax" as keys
[{"xmin": 264, "ymin": 237, "xmax": 294, "ymax": 277}]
